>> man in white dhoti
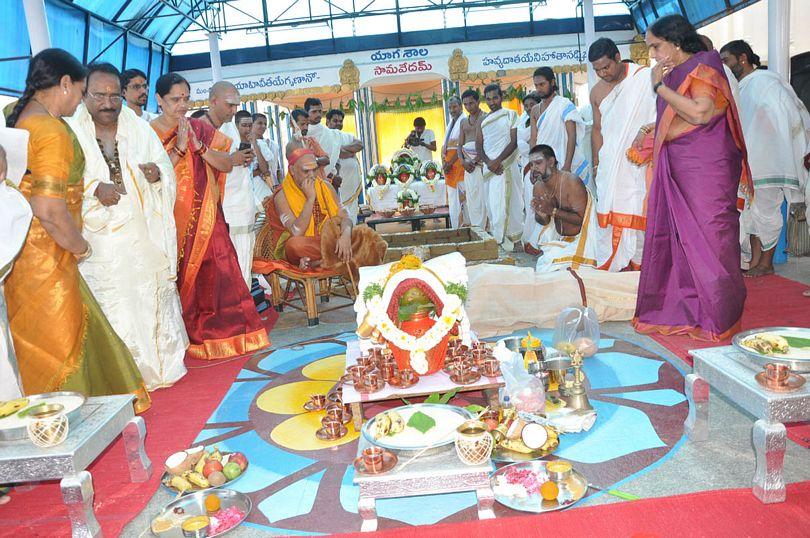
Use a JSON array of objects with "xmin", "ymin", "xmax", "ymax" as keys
[
  {"xmin": 589, "ymin": 38, "xmax": 656, "ymax": 271},
  {"xmin": 220, "ymin": 109, "xmax": 259, "ymax": 286},
  {"xmin": 441, "ymin": 96, "xmax": 468, "ymax": 228},
  {"xmin": 0, "ymin": 144, "xmax": 31, "ymax": 401},
  {"xmin": 721, "ymin": 40, "xmax": 810, "ymax": 277},
  {"xmin": 477, "ymin": 84, "xmax": 524, "ymax": 250},
  {"xmin": 67, "ymin": 63, "xmax": 187, "ymax": 390},
  {"xmin": 326, "ymin": 108, "xmax": 365, "ymax": 223},
  {"xmin": 529, "ymin": 145, "xmax": 597, "ymax": 273},
  {"xmin": 251, "ymin": 112, "xmax": 281, "ymax": 187},
  {"xmin": 530, "ymin": 67, "xmax": 590, "ymax": 186},
  {"xmin": 458, "ymin": 89, "xmax": 488, "ymax": 229},
  {"xmin": 518, "ymin": 92, "xmax": 542, "ymax": 253},
  {"xmin": 121, "ymin": 69, "xmax": 158, "ymax": 122},
  {"xmin": 405, "ymin": 117, "xmax": 437, "ymax": 163},
  {"xmin": 305, "ymin": 98, "xmax": 363, "ymax": 189}
]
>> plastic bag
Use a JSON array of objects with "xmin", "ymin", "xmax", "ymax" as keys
[
  {"xmin": 552, "ymin": 306, "xmax": 600, "ymax": 357},
  {"xmin": 499, "ymin": 352, "xmax": 545, "ymax": 414}
]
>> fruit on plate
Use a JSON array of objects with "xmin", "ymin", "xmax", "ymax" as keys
[
  {"xmin": 167, "ymin": 474, "xmax": 193, "ymax": 493},
  {"xmin": 372, "ymin": 410, "xmax": 406, "ymax": 439},
  {"xmin": 228, "ymin": 452, "xmax": 248, "ymax": 471},
  {"xmin": 540, "ymin": 480, "xmax": 559, "ymax": 501},
  {"xmin": 164, "ymin": 451, "xmax": 192, "ymax": 476},
  {"xmin": 0, "ymin": 398, "xmax": 29, "ymax": 419},
  {"xmin": 202, "ymin": 460, "xmax": 223, "ymax": 479},
  {"xmin": 185, "ymin": 471, "xmax": 209, "ymax": 489},
  {"xmin": 207, "ymin": 471, "xmax": 227, "ymax": 487},
  {"xmin": 204, "ymin": 493, "xmax": 221, "ymax": 513},
  {"xmin": 185, "ymin": 445, "xmax": 205, "ymax": 466},
  {"xmin": 742, "ymin": 333, "xmax": 790, "ymax": 356},
  {"xmin": 222, "ymin": 462, "xmax": 242, "ymax": 481}
]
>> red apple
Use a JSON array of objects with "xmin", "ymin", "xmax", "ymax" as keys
[
  {"xmin": 228, "ymin": 452, "xmax": 248, "ymax": 471},
  {"xmin": 202, "ymin": 460, "xmax": 223, "ymax": 479}
]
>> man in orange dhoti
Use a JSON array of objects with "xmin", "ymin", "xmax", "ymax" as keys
[
  {"xmin": 255, "ymin": 147, "xmax": 386, "ymax": 277},
  {"xmin": 442, "ymin": 96, "xmax": 467, "ymax": 228}
]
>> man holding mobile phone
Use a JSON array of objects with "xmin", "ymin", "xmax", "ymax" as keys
[{"xmin": 219, "ymin": 107, "xmax": 258, "ymax": 286}]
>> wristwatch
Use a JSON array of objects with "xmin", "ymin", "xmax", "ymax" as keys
[{"xmin": 653, "ymin": 81, "xmax": 664, "ymax": 94}]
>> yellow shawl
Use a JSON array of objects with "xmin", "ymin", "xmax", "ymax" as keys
[{"xmin": 281, "ymin": 172, "xmax": 340, "ymax": 237}]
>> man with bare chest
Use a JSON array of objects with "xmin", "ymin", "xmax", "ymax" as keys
[
  {"xmin": 529, "ymin": 144, "xmax": 597, "ymax": 272},
  {"xmin": 457, "ymin": 89, "xmax": 488, "ymax": 229}
]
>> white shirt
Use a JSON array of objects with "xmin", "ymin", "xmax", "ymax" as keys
[
  {"xmin": 253, "ymin": 138, "xmax": 280, "ymax": 181},
  {"xmin": 219, "ymin": 120, "xmax": 256, "ymax": 227},
  {"xmin": 408, "ymin": 128, "xmax": 435, "ymax": 162}
]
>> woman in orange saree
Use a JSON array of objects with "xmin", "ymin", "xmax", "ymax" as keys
[
  {"xmin": 151, "ymin": 73, "xmax": 269, "ymax": 359},
  {"xmin": 5, "ymin": 49, "xmax": 149, "ymax": 411}
]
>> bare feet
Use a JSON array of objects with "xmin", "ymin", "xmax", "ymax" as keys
[{"xmin": 744, "ymin": 264, "xmax": 775, "ymax": 278}]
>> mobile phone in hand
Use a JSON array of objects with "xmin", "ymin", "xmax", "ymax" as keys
[{"xmin": 238, "ymin": 142, "xmax": 251, "ymax": 151}]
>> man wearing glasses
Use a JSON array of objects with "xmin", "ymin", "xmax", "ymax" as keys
[
  {"xmin": 121, "ymin": 68, "xmax": 158, "ymax": 122},
  {"xmin": 65, "ymin": 63, "xmax": 189, "ymax": 390}
]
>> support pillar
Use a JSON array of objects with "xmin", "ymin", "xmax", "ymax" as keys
[
  {"xmin": 23, "ymin": 0, "xmax": 51, "ymax": 56},
  {"xmin": 208, "ymin": 32, "xmax": 223, "ymax": 82},
  {"xmin": 582, "ymin": 0, "xmax": 597, "ymax": 89},
  {"xmin": 767, "ymin": 0, "xmax": 790, "ymax": 79}
]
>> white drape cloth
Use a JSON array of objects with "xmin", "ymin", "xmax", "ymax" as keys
[
  {"xmin": 481, "ymin": 108, "xmax": 524, "ymax": 248},
  {"xmin": 67, "ymin": 105, "xmax": 188, "ymax": 390},
  {"xmin": 219, "ymin": 121, "xmax": 257, "ymax": 285},
  {"xmin": 461, "ymin": 141, "xmax": 487, "ymax": 229},
  {"xmin": 516, "ymin": 111, "xmax": 533, "ymax": 165},
  {"xmin": 336, "ymin": 130, "xmax": 363, "ymax": 223},
  {"xmin": 308, "ymin": 122, "xmax": 345, "ymax": 178},
  {"xmin": 594, "ymin": 63, "xmax": 656, "ymax": 271},
  {"xmin": 0, "ymin": 181, "xmax": 31, "ymax": 401},
  {"xmin": 738, "ymin": 69, "xmax": 810, "ymax": 250},
  {"xmin": 522, "ymin": 170, "xmax": 543, "ymax": 249},
  {"xmin": 466, "ymin": 264, "xmax": 639, "ymax": 338},
  {"xmin": 535, "ymin": 189, "xmax": 598, "ymax": 273},
  {"xmin": 367, "ymin": 181, "xmax": 447, "ymax": 211},
  {"xmin": 534, "ymin": 95, "xmax": 590, "ymax": 186}
]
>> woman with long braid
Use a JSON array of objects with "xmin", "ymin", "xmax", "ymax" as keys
[{"xmin": 5, "ymin": 49, "xmax": 150, "ymax": 412}]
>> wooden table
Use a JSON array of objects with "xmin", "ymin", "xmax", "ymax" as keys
[
  {"xmin": 686, "ymin": 346, "xmax": 810, "ymax": 503},
  {"xmin": 0, "ymin": 395, "xmax": 151, "ymax": 537},
  {"xmin": 342, "ymin": 340, "xmax": 503, "ymax": 430},
  {"xmin": 353, "ymin": 434, "xmax": 495, "ymax": 532},
  {"xmin": 364, "ymin": 207, "xmax": 451, "ymax": 232}
]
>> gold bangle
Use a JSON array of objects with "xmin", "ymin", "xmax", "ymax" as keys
[{"xmin": 74, "ymin": 243, "xmax": 92, "ymax": 261}]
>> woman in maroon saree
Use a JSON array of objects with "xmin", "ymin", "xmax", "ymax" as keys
[
  {"xmin": 152, "ymin": 73, "xmax": 269, "ymax": 359},
  {"xmin": 633, "ymin": 15, "xmax": 752, "ymax": 341}
]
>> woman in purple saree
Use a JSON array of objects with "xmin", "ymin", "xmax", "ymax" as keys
[{"xmin": 633, "ymin": 15, "xmax": 752, "ymax": 341}]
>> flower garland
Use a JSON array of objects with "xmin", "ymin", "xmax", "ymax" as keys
[
  {"xmin": 419, "ymin": 160, "xmax": 442, "ymax": 192},
  {"xmin": 391, "ymin": 163, "xmax": 416, "ymax": 188},
  {"xmin": 366, "ymin": 164, "xmax": 391, "ymax": 199},
  {"xmin": 396, "ymin": 187, "xmax": 419, "ymax": 208}
]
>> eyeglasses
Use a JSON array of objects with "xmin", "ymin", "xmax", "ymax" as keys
[
  {"xmin": 86, "ymin": 91, "xmax": 123, "ymax": 103},
  {"xmin": 127, "ymin": 83, "xmax": 148, "ymax": 91}
]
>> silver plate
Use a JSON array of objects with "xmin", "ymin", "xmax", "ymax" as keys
[
  {"xmin": 151, "ymin": 488, "xmax": 251, "ymax": 537},
  {"xmin": 361, "ymin": 403, "xmax": 472, "ymax": 455},
  {"xmin": 161, "ymin": 452, "xmax": 249, "ymax": 496},
  {"xmin": 0, "ymin": 391, "xmax": 86, "ymax": 442},
  {"xmin": 490, "ymin": 460, "xmax": 587, "ymax": 513},
  {"xmin": 732, "ymin": 327, "xmax": 810, "ymax": 373}
]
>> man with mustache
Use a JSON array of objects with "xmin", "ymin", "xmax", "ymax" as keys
[
  {"xmin": 121, "ymin": 68, "xmax": 158, "ymax": 122},
  {"xmin": 66, "ymin": 62, "xmax": 188, "ymax": 390}
]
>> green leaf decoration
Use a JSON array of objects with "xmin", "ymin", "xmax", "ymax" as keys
[
  {"xmin": 465, "ymin": 404, "xmax": 485, "ymax": 414},
  {"xmin": 17, "ymin": 402, "xmax": 47, "ymax": 419},
  {"xmin": 784, "ymin": 336, "xmax": 810, "ymax": 349},
  {"xmin": 438, "ymin": 387, "xmax": 459, "ymax": 404},
  {"xmin": 407, "ymin": 410, "xmax": 436, "ymax": 434},
  {"xmin": 424, "ymin": 392, "xmax": 442, "ymax": 404},
  {"xmin": 362, "ymin": 283, "xmax": 384, "ymax": 303},
  {"xmin": 445, "ymin": 282, "xmax": 468, "ymax": 302}
]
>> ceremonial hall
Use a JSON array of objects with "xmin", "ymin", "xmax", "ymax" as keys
[{"xmin": 1, "ymin": 1, "xmax": 809, "ymax": 536}]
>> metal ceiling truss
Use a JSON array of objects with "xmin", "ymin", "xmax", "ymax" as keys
[{"xmin": 199, "ymin": 0, "xmax": 548, "ymax": 35}]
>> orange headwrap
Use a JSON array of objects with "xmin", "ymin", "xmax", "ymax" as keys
[{"xmin": 288, "ymin": 147, "xmax": 315, "ymax": 167}]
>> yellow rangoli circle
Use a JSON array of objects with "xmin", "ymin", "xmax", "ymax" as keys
[{"xmin": 271, "ymin": 411, "xmax": 359, "ymax": 451}]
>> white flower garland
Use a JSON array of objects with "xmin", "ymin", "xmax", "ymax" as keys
[{"xmin": 363, "ymin": 268, "xmax": 470, "ymax": 374}]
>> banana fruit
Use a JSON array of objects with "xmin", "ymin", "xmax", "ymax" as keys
[
  {"xmin": 184, "ymin": 471, "xmax": 209, "ymax": 489},
  {"xmin": 742, "ymin": 333, "xmax": 789, "ymax": 356},
  {"xmin": 0, "ymin": 398, "xmax": 29, "ymax": 419},
  {"xmin": 168, "ymin": 475, "xmax": 192, "ymax": 492}
]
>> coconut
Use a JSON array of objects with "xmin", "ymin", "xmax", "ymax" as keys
[
  {"xmin": 521, "ymin": 423, "xmax": 549, "ymax": 450},
  {"xmin": 573, "ymin": 337, "xmax": 598, "ymax": 357},
  {"xmin": 184, "ymin": 445, "xmax": 205, "ymax": 467},
  {"xmin": 164, "ymin": 451, "xmax": 191, "ymax": 476}
]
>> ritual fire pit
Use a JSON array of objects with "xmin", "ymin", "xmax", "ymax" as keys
[{"xmin": 380, "ymin": 226, "xmax": 499, "ymax": 264}]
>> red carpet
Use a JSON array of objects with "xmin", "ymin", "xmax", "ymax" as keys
[
  {"xmin": 335, "ymin": 481, "xmax": 810, "ymax": 538},
  {"xmin": 648, "ymin": 274, "xmax": 810, "ymax": 450},
  {"xmin": 0, "ymin": 351, "xmax": 258, "ymax": 538}
]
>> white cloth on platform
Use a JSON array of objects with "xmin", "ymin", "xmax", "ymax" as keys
[
  {"xmin": 220, "ymin": 121, "xmax": 257, "ymax": 286},
  {"xmin": 535, "ymin": 189, "xmax": 598, "ymax": 273},
  {"xmin": 67, "ymin": 105, "xmax": 188, "ymax": 390},
  {"xmin": 367, "ymin": 181, "xmax": 447, "ymax": 212},
  {"xmin": 407, "ymin": 128, "xmax": 435, "ymax": 163},
  {"xmin": 594, "ymin": 63, "xmax": 656, "ymax": 271},
  {"xmin": 534, "ymin": 95, "xmax": 590, "ymax": 186},
  {"xmin": 461, "ymin": 141, "xmax": 487, "ymax": 229},
  {"xmin": 481, "ymin": 108, "xmax": 524, "ymax": 248},
  {"xmin": 0, "ymin": 180, "xmax": 31, "ymax": 401},
  {"xmin": 738, "ymin": 69, "xmax": 810, "ymax": 251}
]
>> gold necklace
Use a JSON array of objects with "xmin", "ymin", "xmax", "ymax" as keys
[{"xmin": 32, "ymin": 98, "xmax": 58, "ymax": 118}]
